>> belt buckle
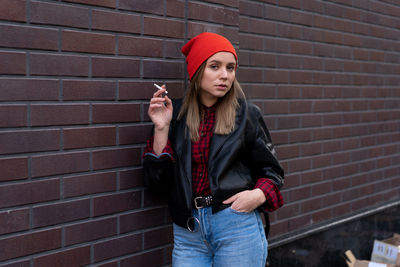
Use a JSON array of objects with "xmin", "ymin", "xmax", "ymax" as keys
[{"xmin": 194, "ymin": 196, "xmax": 204, "ymax": 209}]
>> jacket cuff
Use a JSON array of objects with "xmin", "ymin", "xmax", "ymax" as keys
[
  {"xmin": 143, "ymin": 136, "xmax": 174, "ymax": 161},
  {"xmin": 254, "ymin": 178, "xmax": 284, "ymax": 212}
]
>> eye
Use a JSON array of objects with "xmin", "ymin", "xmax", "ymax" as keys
[
  {"xmin": 210, "ymin": 65, "xmax": 218, "ymax": 69},
  {"xmin": 227, "ymin": 65, "xmax": 235, "ymax": 71}
]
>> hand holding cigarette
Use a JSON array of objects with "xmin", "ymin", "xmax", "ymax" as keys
[
  {"xmin": 148, "ymin": 83, "xmax": 173, "ymax": 132},
  {"xmin": 154, "ymin": 83, "xmax": 168, "ymax": 94}
]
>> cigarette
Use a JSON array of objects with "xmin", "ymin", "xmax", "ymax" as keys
[{"xmin": 154, "ymin": 83, "xmax": 168, "ymax": 94}]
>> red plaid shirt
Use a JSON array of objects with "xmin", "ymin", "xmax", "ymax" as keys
[{"xmin": 144, "ymin": 105, "xmax": 283, "ymax": 212}]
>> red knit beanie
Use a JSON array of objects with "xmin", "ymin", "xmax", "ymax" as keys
[{"xmin": 181, "ymin": 32, "xmax": 237, "ymax": 80}]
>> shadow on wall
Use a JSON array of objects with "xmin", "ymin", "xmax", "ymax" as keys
[{"xmin": 267, "ymin": 204, "xmax": 400, "ymax": 267}]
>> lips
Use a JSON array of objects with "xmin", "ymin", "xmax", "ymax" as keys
[{"xmin": 216, "ymin": 84, "xmax": 228, "ymax": 89}]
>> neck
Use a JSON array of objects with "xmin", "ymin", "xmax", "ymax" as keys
[{"xmin": 200, "ymin": 95, "xmax": 218, "ymax": 107}]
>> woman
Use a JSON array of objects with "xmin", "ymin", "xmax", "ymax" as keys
[{"xmin": 143, "ymin": 32, "xmax": 284, "ymax": 267}]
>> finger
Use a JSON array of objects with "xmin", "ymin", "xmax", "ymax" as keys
[
  {"xmin": 150, "ymin": 97, "xmax": 167, "ymax": 104},
  {"xmin": 223, "ymin": 194, "xmax": 239, "ymax": 204},
  {"xmin": 153, "ymin": 89, "xmax": 165, "ymax": 98},
  {"xmin": 164, "ymin": 95, "xmax": 172, "ymax": 107}
]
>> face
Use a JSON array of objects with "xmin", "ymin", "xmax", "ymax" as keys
[{"xmin": 199, "ymin": 52, "xmax": 236, "ymax": 107}]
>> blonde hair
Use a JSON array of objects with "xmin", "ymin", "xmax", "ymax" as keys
[{"xmin": 178, "ymin": 62, "xmax": 246, "ymax": 142}]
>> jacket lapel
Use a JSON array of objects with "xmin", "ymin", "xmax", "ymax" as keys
[
  {"xmin": 209, "ymin": 100, "xmax": 247, "ymax": 162},
  {"xmin": 174, "ymin": 118, "xmax": 192, "ymax": 186}
]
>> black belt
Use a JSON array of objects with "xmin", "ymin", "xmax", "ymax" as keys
[
  {"xmin": 193, "ymin": 196, "xmax": 230, "ymax": 211},
  {"xmin": 193, "ymin": 196, "xmax": 214, "ymax": 209}
]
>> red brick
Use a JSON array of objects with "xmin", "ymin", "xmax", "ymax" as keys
[
  {"xmin": 31, "ymin": 1, "xmax": 89, "ymax": 28},
  {"xmin": 0, "ymin": 24, "xmax": 58, "ymax": 50},
  {"xmin": 33, "ymin": 246, "xmax": 91, "ymax": 267},
  {"xmin": 31, "ymin": 152, "xmax": 90, "ymax": 178},
  {"xmin": 166, "ymin": 0, "xmax": 185, "ymax": 18},
  {"xmin": 312, "ymin": 154, "xmax": 331, "ymax": 169},
  {"xmin": 164, "ymin": 39, "xmax": 185, "ymax": 59},
  {"xmin": 92, "ymin": 148, "xmax": 141, "ymax": 170},
  {"xmin": 311, "ymin": 181, "xmax": 332, "ymax": 196},
  {"xmin": 243, "ymin": 85, "xmax": 276, "ymax": 100},
  {"xmin": 144, "ymin": 226, "xmax": 173, "ymax": 249},
  {"xmin": 92, "ymin": 9, "xmax": 140, "ymax": 33},
  {"xmin": 144, "ymin": 17, "xmax": 185, "ymax": 38},
  {"xmin": 301, "ymin": 197, "xmax": 322, "ymax": 213},
  {"xmin": 62, "ymin": 79, "xmax": 115, "ymax": 100},
  {"xmin": 120, "ymin": 249, "xmax": 165, "ymax": 267},
  {"xmin": 143, "ymin": 60, "xmax": 184, "ymax": 79},
  {"xmin": 0, "ymin": 51, "xmax": 25, "ymax": 74},
  {"xmin": 0, "ymin": 104, "xmax": 26, "ymax": 127},
  {"xmin": 65, "ymin": 217, "xmax": 117, "ymax": 245},
  {"xmin": 64, "ymin": 172, "xmax": 116, "ymax": 198},
  {"xmin": 237, "ymin": 68, "xmax": 263, "ymax": 83},
  {"xmin": 92, "ymin": 57, "xmax": 140, "ymax": 78},
  {"xmin": 118, "ymin": 36, "xmax": 163, "ymax": 57},
  {"xmin": 31, "ymin": 104, "xmax": 89, "ymax": 126},
  {"xmin": 93, "ymin": 233, "xmax": 142, "ymax": 262},
  {"xmin": 62, "ymin": 30, "xmax": 115, "ymax": 54},
  {"xmin": 65, "ymin": 0, "xmax": 115, "ymax": 7},
  {"xmin": 0, "ymin": 0, "xmax": 25, "ymax": 21},
  {"xmin": 264, "ymin": 5, "xmax": 291, "ymax": 21},
  {"xmin": 33, "ymin": 199, "xmax": 90, "ymax": 229},
  {"xmin": 188, "ymin": 2, "xmax": 237, "ymax": 26},
  {"xmin": 0, "ymin": 157, "xmax": 28, "ymax": 182},
  {"xmin": 289, "ymin": 129, "xmax": 312, "ymax": 143},
  {"xmin": 0, "ymin": 78, "xmax": 58, "ymax": 101},
  {"xmin": 276, "ymin": 203, "xmax": 301, "ymax": 220},
  {"xmin": 0, "ymin": 228, "xmax": 61, "ymax": 261},
  {"xmin": 120, "ymin": 208, "xmax": 166, "ymax": 233},
  {"xmin": 249, "ymin": 52, "xmax": 275, "ymax": 67},
  {"xmin": 311, "ymin": 208, "xmax": 332, "ymax": 223},
  {"xmin": 276, "ymin": 115, "xmax": 301, "ymax": 130},
  {"xmin": 119, "ymin": 169, "xmax": 144, "ymax": 190},
  {"xmin": 247, "ymin": 17, "xmax": 275, "ymax": 35},
  {"xmin": 0, "ymin": 129, "xmax": 59, "ymax": 155},
  {"xmin": 264, "ymin": 70, "xmax": 290, "ymax": 83},
  {"xmin": 93, "ymin": 191, "xmax": 141, "ymax": 217},
  {"xmin": 118, "ymin": 81, "xmax": 185, "ymax": 100},
  {"xmin": 239, "ymin": 0, "xmax": 263, "ymax": 17},
  {"xmin": 119, "ymin": 125, "xmax": 152, "ymax": 145},
  {"xmin": 0, "ymin": 179, "xmax": 59, "ymax": 209},
  {"xmin": 0, "ymin": 208, "xmax": 29, "ymax": 235},
  {"xmin": 301, "ymin": 170, "xmax": 323, "ymax": 184},
  {"xmin": 332, "ymin": 203, "xmax": 351, "ymax": 217},
  {"xmin": 239, "ymin": 33, "xmax": 263, "ymax": 50},
  {"xmin": 92, "ymin": 103, "xmax": 140, "ymax": 123},
  {"xmin": 30, "ymin": 53, "xmax": 89, "ymax": 76},
  {"xmin": 119, "ymin": 0, "xmax": 163, "ymax": 14},
  {"xmin": 63, "ymin": 126, "xmax": 116, "ymax": 149}
]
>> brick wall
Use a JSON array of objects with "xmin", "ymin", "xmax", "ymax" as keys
[{"xmin": 0, "ymin": 0, "xmax": 399, "ymax": 266}]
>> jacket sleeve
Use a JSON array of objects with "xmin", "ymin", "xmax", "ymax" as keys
[
  {"xmin": 142, "ymin": 99, "xmax": 182, "ymax": 193},
  {"xmin": 143, "ymin": 152, "xmax": 174, "ymax": 194},
  {"xmin": 247, "ymin": 104, "xmax": 284, "ymax": 189},
  {"xmin": 142, "ymin": 130, "xmax": 175, "ymax": 194}
]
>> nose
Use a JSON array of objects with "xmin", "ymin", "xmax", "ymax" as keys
[{"xmin": 220, "ymin": 68, "xmax": 228, "ymax": 79}]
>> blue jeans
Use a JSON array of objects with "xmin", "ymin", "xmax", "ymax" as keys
[{"xmin": 172, "ymin": 206, "xmax": 268, "ymax": 267}]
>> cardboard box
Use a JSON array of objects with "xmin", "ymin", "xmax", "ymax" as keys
[
  {"xmin": 371, "ymin": 234, "xmax": 400, "ymax": 266},
  {"xmin": 345, "ymin": 250, "xmax": 396, "ymax": 267}
]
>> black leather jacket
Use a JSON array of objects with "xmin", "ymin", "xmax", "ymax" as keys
[{"xmin": 143, "ymin": 99, "xmax": 284, "ymax": 232}]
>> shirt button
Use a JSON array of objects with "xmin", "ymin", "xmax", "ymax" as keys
[{"xmin": 199, "ymin": 173, "xmax": 203, "ymax": 177}]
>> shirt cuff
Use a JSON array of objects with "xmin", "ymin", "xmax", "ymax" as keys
[
  {"xmin": 143, "ymin": 136, "xmax": 174, "ymax": 161},
  {"xmin": 254, "ymin": 178, "xmax": 284, "ymax": 212}
]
